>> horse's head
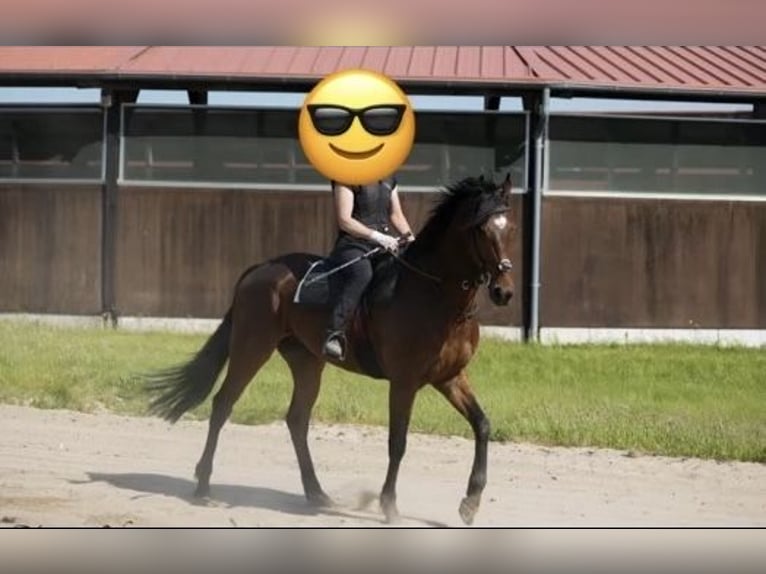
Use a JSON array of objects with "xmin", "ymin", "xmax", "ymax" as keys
[
  {"xmin": 410, "ymin": 174, "xmax": 515, "ymax": 305},
  {"xmin": 409, "ymin": 173, "xmax": 517, "ymax": 305},
  {"xmin": 455, "ymin": 174, "xmax": 516, "ymax": 306}
]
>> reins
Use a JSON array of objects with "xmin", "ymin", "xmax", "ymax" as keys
[
  {"xmin": 391, "ymin": 242, "xmax": 512, "ymax": 291},
  {"xmin": 390, "ymin": 250, "xmax": 443, "ymax": 284},
  {"xmin": 314, "ymin": 181, "xmax": 516, "ymax": 290}
]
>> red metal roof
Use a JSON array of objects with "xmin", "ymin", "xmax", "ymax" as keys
[{"xmin": 0, "ymin": 46, "xmax": 764, "ymax": 98}]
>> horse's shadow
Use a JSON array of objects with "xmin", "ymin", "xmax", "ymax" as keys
[{"xmin": 76, "ymin": 472, "xmax": 447, "ymax": 527}]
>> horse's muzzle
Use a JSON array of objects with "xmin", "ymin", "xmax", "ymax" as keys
[{"xmin": 489, "ymin": 283, "xmax": 513, "ymax": 306}]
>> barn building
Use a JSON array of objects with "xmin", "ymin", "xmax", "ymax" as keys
[{"xmin": 1, "ymin": 46, "xmax": 764, "ymax": 344}]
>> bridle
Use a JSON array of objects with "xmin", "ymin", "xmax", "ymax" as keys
[
  {"xmin": 393, "ymin": 205, "xmax": 514, "ymax": 291},
  {"xmin": 461, "ymin": 206, "xmax": 514, "ymax": 291}
]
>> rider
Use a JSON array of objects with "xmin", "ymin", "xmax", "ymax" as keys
[{"xmin": 323, "ymin": 175, "xmax": 416, "ymax": 360}]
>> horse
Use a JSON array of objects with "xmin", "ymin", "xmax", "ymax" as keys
[{"xmin": 145, "ymin": 174, "xmax": 517, "ymax": 525}]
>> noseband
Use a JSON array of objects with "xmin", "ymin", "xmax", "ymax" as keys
[{"xmin": 462, "ymin": 257, "xmax": 513, "ymax": 290}]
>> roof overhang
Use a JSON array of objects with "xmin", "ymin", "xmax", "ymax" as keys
[{"xmin": 1, "ymin": 46, "xmax": 765, "ymax": 104}]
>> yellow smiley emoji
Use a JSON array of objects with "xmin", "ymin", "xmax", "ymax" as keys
[{"xmin": 298, "ymin": 69, "xmax": 415, "ymax": 185}]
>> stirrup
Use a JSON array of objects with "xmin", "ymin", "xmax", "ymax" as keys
[{"xmin": 322, "ymin": 332, "xmax": 346, "ymax": 361}]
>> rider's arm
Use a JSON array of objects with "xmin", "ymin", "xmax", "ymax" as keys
[{"xmin": 389, "ymin": 184, "xmax": 415, "ymax": 240}]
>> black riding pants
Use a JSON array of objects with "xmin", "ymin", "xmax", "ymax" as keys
[{"xmin": 328, "ymin": 239, "xmax": 379, "ymax": 334}]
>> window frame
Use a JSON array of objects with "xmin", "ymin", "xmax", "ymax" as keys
[{"xmin": 0, "ymin": 104, "xmax": 107, "ymax": 184}]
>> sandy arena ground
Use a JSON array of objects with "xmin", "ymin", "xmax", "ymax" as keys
[{"xmin": 0, "ymin": 404, "xmax": 764, "ymax": 527}]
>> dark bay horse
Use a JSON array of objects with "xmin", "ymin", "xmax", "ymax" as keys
[{"xmin": 146, "ymin": 174, "xmax": 516, "ymax": 525}]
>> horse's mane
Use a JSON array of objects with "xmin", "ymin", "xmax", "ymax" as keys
[{"xmin": 409, "ymin": 176, "xmax": 509, "ymax": 252}]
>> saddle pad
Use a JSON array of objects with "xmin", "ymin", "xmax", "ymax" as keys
[{"xmin": 293, "ymin": 259, "xmax": 332, "ymax": 306}]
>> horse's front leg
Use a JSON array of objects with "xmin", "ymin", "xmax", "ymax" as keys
[
  {"xmin": 379, "ymin": 383, "xmax": 417, "ymax": 523},
  {"xmin": 433, "ymin": 371, "xmax": 490, "ymax": 525}
]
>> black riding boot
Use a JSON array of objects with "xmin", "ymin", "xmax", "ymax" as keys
[{"xmin": 324, "ymin": 242, "xmax": 375, "ymax": 362}]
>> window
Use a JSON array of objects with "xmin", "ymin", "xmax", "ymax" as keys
[
  {"xmin": 548, "ymin": 114, "xmax": 766, "ymax": 196},
  {"xmin": 0, "ymin": 107, "xmax": 104, "ymax": 181},
  {"xmin": 120, "ymin": 105, "xmax": 528, "ymax": 190},
  {"xmin": 122, "ymin": 106, "xmax": 319, "ymax": 186},
  {"xmin": 401, "ymin": 112, "xmax": 527, "ymax": 190}
]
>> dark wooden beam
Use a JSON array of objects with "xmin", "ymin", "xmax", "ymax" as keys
[
  {"xmin": 99, "ymin": 88, "xmax": 138, "ymax": 325},
  {"xmin": 484, "ymin": 95, "xmax": 500, "ymax": 111},
  {"xmin": 187, "ymin": 90, "xmax": 208, "ymax": 105}
]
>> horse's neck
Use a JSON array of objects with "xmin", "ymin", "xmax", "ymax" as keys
[
  {"xmin": 408, "ymin": 225, "xmax": 481, "ymax": 282},
  {"xmin": 401, "ymin": 233, "xmax": 480, "ymax": 322}
]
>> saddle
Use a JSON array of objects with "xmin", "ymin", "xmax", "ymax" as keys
[
  {"xmin": 293, "ymin": 254, "xmax": 401, "ymax": 380},
  {"xmin": 293, "ymin": 253, "xmax": 399, "ymax": 308}
]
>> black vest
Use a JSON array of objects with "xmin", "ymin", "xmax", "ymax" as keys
[{"xmin": 337, "ymin": 178, "xmax": 395, "ymax": 239}]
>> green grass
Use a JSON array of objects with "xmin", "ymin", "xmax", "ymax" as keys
[{"xmin": 0, "ymin": 320, "xmax": 764, "ymax": 463}]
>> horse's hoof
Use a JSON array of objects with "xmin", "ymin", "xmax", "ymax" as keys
[
  {"xmin": 307, "ymin": 491, "xmax": 334, "ymax": 508},
  {"xmin": 384, "ymin": 510, "xmax": 400, "ymax": 524},
  {"xmin": 193, "ymin": 484, "xmax": 210, "ymax": 499},
  {"xmin": 356, "ymin": 490, "xmax": 379, "ymax": 511},
  {"xmin": 459, "ymin": 496, "xmax": 479, "ymax": 525},
  {"xmin": 380, "ymin": 500, "xmax": 400, "ymax": 524}
]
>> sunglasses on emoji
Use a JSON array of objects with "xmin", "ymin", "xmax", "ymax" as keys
[{"xmin": 307, "ymin": 104, "xmax": 406, "ymax": 136}]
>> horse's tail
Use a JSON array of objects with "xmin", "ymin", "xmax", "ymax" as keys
[{"xmin": 145, "ymin": 308, "xmax": 233, "ymax": 424}]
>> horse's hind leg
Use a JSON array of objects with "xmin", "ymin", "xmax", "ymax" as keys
[
  {"xmin": 194, "ymin": 325, "xmax": 278, "ymax": 498},
  {"xmin": 433, "ymin": 371, "xmax": 490, "ymax": 525},
  {"xmin": 279, "ymin": 338, "xmax": 332, "ymax": 507}
]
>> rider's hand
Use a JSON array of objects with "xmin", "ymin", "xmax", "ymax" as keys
[
  {"xmin": 397, "ymin": 232, "xmax": 415, "ymax": 248},
  {"xmin": 370, "ymin": 230, "xmax": 400, "ymax": 253}
]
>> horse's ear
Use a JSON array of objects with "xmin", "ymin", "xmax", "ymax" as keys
[
  {"xmin": 502, "ymin": 172, "xmax": 512, "ymax": 198},
  {"xmin": 478, "ymin": 174, "xmax": 485, "ymax": 182}
]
